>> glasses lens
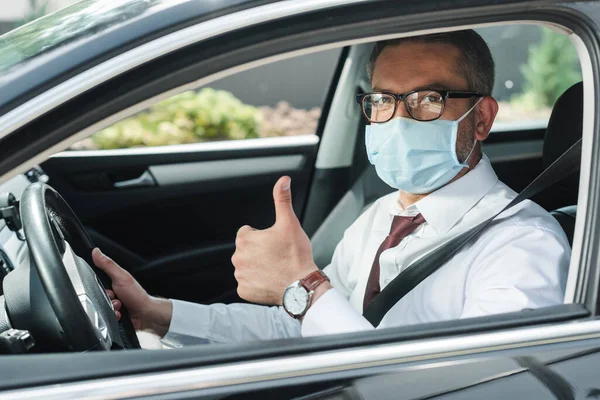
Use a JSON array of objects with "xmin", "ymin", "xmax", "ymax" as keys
[
  {"xmin": 406, "ymin": 91, "xmax": 444, "ymax": 121},
  {"xmin": 363, "ymin": 93, "xmax": 395, "ymax": 122}
]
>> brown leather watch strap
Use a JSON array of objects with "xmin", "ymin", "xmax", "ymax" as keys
[{"xmin": 299, "ymin": 270, "xmax": 330, "ymax": 292}]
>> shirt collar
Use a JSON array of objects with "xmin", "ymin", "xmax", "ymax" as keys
[{"xmin": 389, "ymin": 154, "xmax": 499, "ymax": 235}]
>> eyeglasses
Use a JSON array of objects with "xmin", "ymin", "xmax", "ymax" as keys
[{"xmin": 356, "ymin": 89, "xmax": 483, "ymax": 123}]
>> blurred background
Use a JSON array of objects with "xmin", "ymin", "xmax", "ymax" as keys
[{"xmin": 1, "ymin": 1, "xmax": 582, "ymax": 150}]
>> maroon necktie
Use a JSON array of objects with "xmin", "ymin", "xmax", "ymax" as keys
[{"xmin": 363, "ymin": 213, "xmax": 426, "ymax": 310}]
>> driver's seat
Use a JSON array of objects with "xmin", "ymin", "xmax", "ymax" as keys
[{"xmin": 542, "ymin": 81, "xmax": 583, "ymax": 245}]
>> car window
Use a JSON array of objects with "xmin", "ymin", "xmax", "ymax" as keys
[
  {"xmin": 70, "ymin": 48, "xmax": 341, "ymax": 150},
  {"xmin": 478, "ymin": 25, "xmax": 582, "ymax": 131}
]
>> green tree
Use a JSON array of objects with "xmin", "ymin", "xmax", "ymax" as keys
[{"xmin": 512, "ymin": 27, "xmax": 582, "ymax": 109}]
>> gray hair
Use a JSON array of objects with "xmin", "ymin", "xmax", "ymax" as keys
[{"xmin": 367, "ymin": 30, "xmax": 495, "ymax": 95}]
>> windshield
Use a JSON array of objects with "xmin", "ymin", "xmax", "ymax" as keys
[{"xmin": 0, "ymin": 0, "xmax": 164, "ymax": 74}]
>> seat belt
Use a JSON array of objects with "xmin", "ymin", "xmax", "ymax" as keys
[{"xmin": 363, "ymin": 138, "xmax": 582, "ymax": 327}]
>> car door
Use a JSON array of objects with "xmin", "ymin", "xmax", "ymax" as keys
[
  {"xmin": 37, "ymin": 48, "xmax": 346, "ymax": 305},
  {"xmin": 0, "ymin": 0, "xmax": 600, "ymax": 398}
]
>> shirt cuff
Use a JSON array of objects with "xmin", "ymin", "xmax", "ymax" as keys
[
  {"xmin": 160, "ymin": 299, "xmax": 211, "ymax": 347},
  {"xmin": 301, "ymin": 288, "xmax": 373, "ymax": 337}
]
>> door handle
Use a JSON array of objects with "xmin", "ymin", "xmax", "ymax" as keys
[{"xmin": 113, "ymin": 170, "xmax": 157, "ymax": 189}]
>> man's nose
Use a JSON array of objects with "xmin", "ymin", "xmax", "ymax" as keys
[{"xmin": 392, "ymin": 101, "xmax": 411, "ymax": 119}]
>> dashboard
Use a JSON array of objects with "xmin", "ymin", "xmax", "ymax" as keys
[{"xmin": 0, "ymin": 167, "xmax": 48, "ymax": 293}]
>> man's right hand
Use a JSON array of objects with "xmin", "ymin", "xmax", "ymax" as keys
[{"xmin": 92, "ymin": 248, "xmax": 173, "ymax": 337}]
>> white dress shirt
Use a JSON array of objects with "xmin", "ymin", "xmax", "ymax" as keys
[{"xmin": 161, "ymin": 155, "xmax": 570, "ymax": 346}]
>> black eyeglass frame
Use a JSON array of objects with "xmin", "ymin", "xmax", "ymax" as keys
[{"xmin": 356, "ymin": 89, "xmax": 484, "ymax": 123}]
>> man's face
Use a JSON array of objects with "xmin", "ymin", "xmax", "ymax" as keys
[{"xmin": 371, "ymin": 42, "xmax": 477, "ymax": 163}]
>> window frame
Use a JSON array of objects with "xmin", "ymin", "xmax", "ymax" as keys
[{"xmin": 0, "ymin": 0, "xmax": 599, "ymax": 396}]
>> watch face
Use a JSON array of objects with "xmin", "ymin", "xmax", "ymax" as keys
[{"xmin": 283, "ymin": 284, "xmax": 309, "ymax": 315}]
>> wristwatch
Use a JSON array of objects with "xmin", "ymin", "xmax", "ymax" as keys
[{"xmin": 282, "ymin": 270, "xmax": 330, "ymax": 318}]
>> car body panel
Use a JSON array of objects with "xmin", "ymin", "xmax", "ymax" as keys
[
  {"xmin": 0, "ymin": 0, "xmax": 598, "ymax": 398},
  {"xmin": 0, "ymin": 310, "xmax": 597, "ymax": 398}
]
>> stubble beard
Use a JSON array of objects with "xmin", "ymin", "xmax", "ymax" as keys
[{"xmin": 456, "ymin": 113, "xmax": 478, "ymax": 164}]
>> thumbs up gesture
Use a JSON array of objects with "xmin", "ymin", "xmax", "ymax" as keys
[{"xmin": 232, "ymin": 176, "xmax": 318, "ymax": 305}]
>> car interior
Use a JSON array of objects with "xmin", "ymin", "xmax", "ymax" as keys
[{"xmin": 0, "ymin": 21, "xmax": 588, "ymax": 354}]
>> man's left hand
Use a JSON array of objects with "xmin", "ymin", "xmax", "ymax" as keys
[{"xmin": 232, "ymin": 176, "xmax": 318, "ymax": 305}]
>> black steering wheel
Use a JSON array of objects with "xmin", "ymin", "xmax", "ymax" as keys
[{"xmin": 3, "ymin": 183, "xmax": 140, "ymax": 352}]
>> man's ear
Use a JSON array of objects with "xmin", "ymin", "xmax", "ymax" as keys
[{"xmin": 474, "ymin": 96, "xmax": 498, "ymax": 141}]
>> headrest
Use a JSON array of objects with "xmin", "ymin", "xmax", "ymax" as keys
[
  {"xmin": 543, "ymin": 81, "xmax": 583, "ymax": 168},
  {"xmin": 533, "ymin": 81, "xmax": 583, "ymax": 211}
]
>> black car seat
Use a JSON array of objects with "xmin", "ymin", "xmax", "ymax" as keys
[
  {"xmin": 311, "ymin": 165, "xmax": 393, "ymax": 268},
  {"xmin": 311, "ymin": 82, "xmax": 583, "ymax": 268},
  {"xmin": 542, "ymin": 81, "xmax": 583, "ymax": 245}
]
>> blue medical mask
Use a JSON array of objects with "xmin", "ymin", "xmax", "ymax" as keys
[{"xmin": 365, "ymin": 101, "xmax": 480, "ymax": 194}]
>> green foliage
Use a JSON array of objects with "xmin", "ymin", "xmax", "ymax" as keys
[
  {"xmin": 512, "ymin": 27, "xmax": 582, "ymax": 110},
  {"xmin": 91, "ymin": 89, "xmax": 262, "ymax": 149}
]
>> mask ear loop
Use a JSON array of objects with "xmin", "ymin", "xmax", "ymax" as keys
[
  {"xmin": 455, "ymin": 97, "xmax": 483, "ymax": 123},
  {"xmin": 457, "ymin": 97, "xmax": 484, "ymax": 166}
]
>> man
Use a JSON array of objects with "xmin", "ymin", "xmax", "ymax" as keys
[{"xmin": 93, "ymin": 30, "xmax": 570, "ymax": 345}]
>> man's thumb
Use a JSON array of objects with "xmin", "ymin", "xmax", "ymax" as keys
[
  {"xmin": 92, "ymin": 248, "xmax": 130, "ymax": 285},
  {"xmin": 273, "ymin": 176, "xmax": 296, "ymax": 225}
]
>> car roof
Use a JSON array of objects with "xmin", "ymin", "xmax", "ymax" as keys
[{"xmin": 0, "ymin": 0, "xmax": 272, "ymax": 117}]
